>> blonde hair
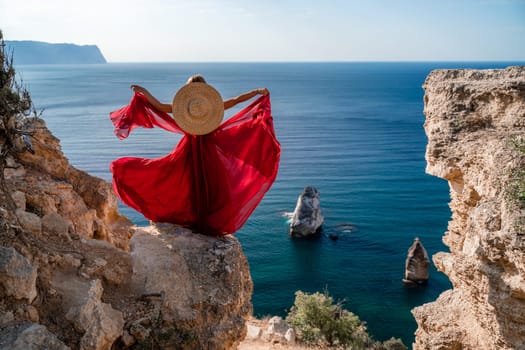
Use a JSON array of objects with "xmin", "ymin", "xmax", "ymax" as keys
[{"xmin": 186, "ymin": 74, "xmax": 206, "ymax": 84}]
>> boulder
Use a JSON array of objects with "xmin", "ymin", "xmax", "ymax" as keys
[
  {"xmin": 42, "ymin": 212, "xmax": 71, "ymax": 239},
  {"xmin": 284, "ymin": 327, "xmax": 296, "ymax": 344},
  {"xmin": 11, "ymin": 190, "xmax": 26, "ymax": 211},
  {"xmin": 403, "ymin": 237, "xmax": 430, "ymax": 286},
  {"xmin": 0, "ymin": 246, "xmax": 37, "ymax": 302},
  {"xmin": 0, "ymin": 311, "xmax": 14, "ymax": 326},
  {"xmin": 261, "ymin": 316, "xmax": 295, "ymax": 344},
  {"xmin": 64, "ymin": 279, "xmax": 124, "ymax": 350},
  {"xmin": 3, "ymin": 157, "xmax": 26, "ymax": 179},
  {"xmin": 130, "ymin": 225, "xmax": 253, "ymax": 350},
  {"xmin": 267, "ymin": 316, "xmax": 289, "ymax": 335},
  {"xmin": 0, "ymin": 322, "xmax": 70, "ymax": 350},
  {"xmin": 289, "ymin": 186, "xmax": 324, "ymax": 237},
  {"xmin": 246, "ymin": 324, "xmax": 262, "ymax": 339},
  {"xmin": 15, "ymin": 209, "xmax": 41, "ymax": 235}
]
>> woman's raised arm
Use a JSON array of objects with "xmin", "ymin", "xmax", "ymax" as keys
[
  {"xmin": 223, "ymin": 88, "xmax": 269, "ymax": 110},
  {"xmin": 131, "ymin": 84, "xmax": 172, "ymax": 113}
]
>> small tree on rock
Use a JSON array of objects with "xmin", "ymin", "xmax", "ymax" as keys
[
  {"xmin": 286, "ymin": 290, "xmax": 407, "ymax": 350},
  {"xmin": 0, "ymin": 29, "xmax": 35, "ymax": 218}
]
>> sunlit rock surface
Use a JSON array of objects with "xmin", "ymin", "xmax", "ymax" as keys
[{"xmin": 413, "ymin": 66, "xmax": 525, "ymax": 350}]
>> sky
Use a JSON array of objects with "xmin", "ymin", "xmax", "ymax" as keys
[{"xmin": 0, "ymin": 0, "xmax": 524, "ymax": 62}]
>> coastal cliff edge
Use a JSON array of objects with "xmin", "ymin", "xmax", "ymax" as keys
[
  {"xmin": 413, "ymin": 66, "xmax": 525, "ymax": 350},
  {"xmin": 0, "ymin": 118, "xmax": 252, "ymax": 349}
]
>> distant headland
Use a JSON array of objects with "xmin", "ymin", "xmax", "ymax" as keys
[{"xmin": 4, "ymin": 40, "xmax": 106, "ymax": 64}]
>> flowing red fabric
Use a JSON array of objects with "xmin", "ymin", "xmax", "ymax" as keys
[{"xmin": 110, "ymin": 93, "xmax": 280, "ymax": 235}]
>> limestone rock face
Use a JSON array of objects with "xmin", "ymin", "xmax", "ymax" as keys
[
  {"xmin": 403, "ymin": 237, "xmax": 430, "ymax": 285},
  {"xmin": 6, "ymin": 117, "xmax": 132, "ymax": 249},
  {"xmin": 413, "ymin": 67, "xmax": 525, "ymax": 350},
  {"xmin": 290, "ymin": 186, "xmax": 324, "ymax": 237},
  {"xmin": 130, "ymin": 225, "xmax": 253, "ymax": 350},
  {"xmin": 0, "ymin": 246, "xmax": 37, "ymax": 302}
]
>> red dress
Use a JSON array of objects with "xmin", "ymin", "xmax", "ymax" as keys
[{"xmin": 110, "ymin": 93, "xmax": 280, "ymax": 235}]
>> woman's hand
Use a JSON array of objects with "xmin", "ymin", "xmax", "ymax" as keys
[
  {"xmin": 256, "ymin": 88, "xmax": 269, "ymax": 96},
  {"xmin": 130, "ymin": 84, "xmax": 148, "ymax": 95},
  {"xmin": 129, "ymin": 85, "xmax": 172, "ymax": 113}
]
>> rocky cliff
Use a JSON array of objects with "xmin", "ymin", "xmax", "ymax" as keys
[
  {"xmin": 0, "ymin": 117, "xmax": 253, "ymax": 349},
  {"xmin": 413, "ymin": 67, "xmax": 525, "ymax": 349}
]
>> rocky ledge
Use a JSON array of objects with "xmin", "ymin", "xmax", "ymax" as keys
[
  {"xmin": 413, "ymin": 67, "xmax": 525, "ymax": 349},
  {"xmin": 0, "ymin": 118, "xmax": 253, "ymax": 349}
]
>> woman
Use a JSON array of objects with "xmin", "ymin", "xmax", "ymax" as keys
[
  {"xmin": 110, "ymin": 74, "xmax": 280, "ymax": 236},
  {"xmin": 130, "ymin": 74, "xmax": 269, "ymax": 114}
]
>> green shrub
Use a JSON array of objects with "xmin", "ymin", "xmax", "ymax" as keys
[
  {"xmin": 286, "ymin": 290, "xmax": 406, "ymax": 349},
  {"xmin": 0, "ymin": 29, "xmax": 35, "ymax": 216},
  {"xmin": 0, "ymin": 29, "xmax": 34, "ymax": 139}
]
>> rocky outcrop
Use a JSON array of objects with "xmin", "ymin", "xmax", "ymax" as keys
[
  {"xmin": 413, "ymin": 67, "xmax": 525, "ymax": 349},
  {"xmin": 129, "ymin": 225, "xmax": 253, "ymax": 349},
  {"xmin": 0, "ymin": 117, "xmax": 254, "ymax": 349},
  {"xmin": 290, "ymin": 186, "xmax": 324, "ymax": 237},
  {"xmin": 6, "ymin": 117, "xmax": 132, "ymax": 249},
  {"xmin": 403, "ymin": 237, "xmax": 430, "ymax": 286},
  {"xmin": 64, "ymin": 279, "xmax": 124, "ymax": 350}
]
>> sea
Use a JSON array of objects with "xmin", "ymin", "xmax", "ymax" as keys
[{"xmin": 14, "ymin": 61, "xmax": 522, "ymax": 346}]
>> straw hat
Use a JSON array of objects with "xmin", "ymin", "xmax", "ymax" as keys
[{"xmin": 172, "ymin": 82, "xmax": 224, "ymax": 135}]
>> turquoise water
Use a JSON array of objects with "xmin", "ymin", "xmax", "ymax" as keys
[{"xmin": 15, "ymin": 62, "xmax": 522, "ymax": 345}]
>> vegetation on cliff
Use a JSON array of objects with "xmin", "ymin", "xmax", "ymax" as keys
[
  {"xmin": 286, "ymin": 290, "xmax": 406, "ymax": 350},
  {"xmin": 0, "ymin": 30, "xmax": 34, "ymax": 208},
  {"xmin": 0, "ymin": 29, "xmax": 39, "ymax": 249}
]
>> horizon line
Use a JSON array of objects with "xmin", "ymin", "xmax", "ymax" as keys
[{"xmin": 104, "ymin": 59, "xmax": 525, "ymax": 64}]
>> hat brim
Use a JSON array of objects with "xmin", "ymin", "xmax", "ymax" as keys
[{"xmin": 172, "ymin": 83, "xmax": 224, "ymax": 135}]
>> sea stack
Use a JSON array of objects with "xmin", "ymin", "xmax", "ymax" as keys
[
  {"xmin": 289, "ymin": 186, "xmax": 324, "ymax": 237},
  {"xmin": 402, "ymin": 237, "xmax": 430, "ymax": 286}
]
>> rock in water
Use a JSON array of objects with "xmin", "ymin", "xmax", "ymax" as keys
[
  {"xmin": 289, "ymin": 186, "xmax": 324, "ymax": 237},
  {"xmin": 403, "ymin": 237, "xmax": 430, "ymax": 286}
]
